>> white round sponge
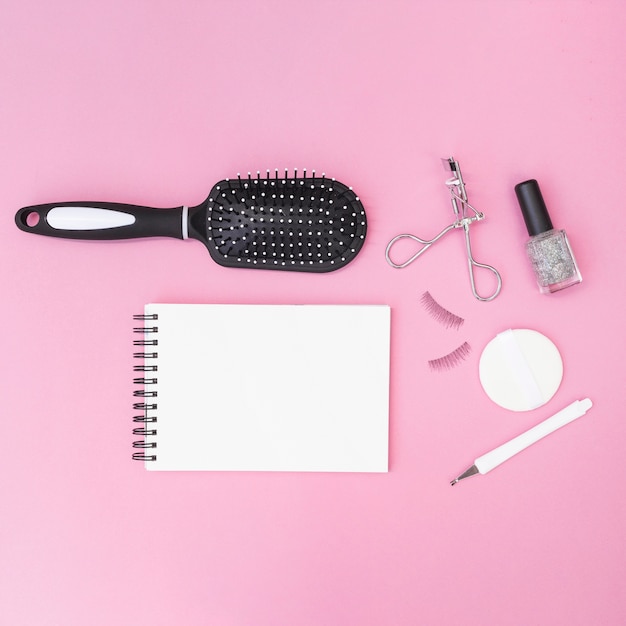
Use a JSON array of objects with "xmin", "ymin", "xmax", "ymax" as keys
[{"xmin": 478, "ymin": 329, "xmax": 563, "ymax": 412}]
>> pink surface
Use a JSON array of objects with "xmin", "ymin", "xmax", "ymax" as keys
[{"xmin": 2, "ymin": 1, "xmax": 626, "ymax": 624}]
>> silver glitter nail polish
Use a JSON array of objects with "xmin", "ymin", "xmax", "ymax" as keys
[{"xmin": 515, "ymin": 179, "xmax": 582, "ymax": 294}]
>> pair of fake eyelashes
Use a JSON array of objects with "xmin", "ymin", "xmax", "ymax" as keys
[{"xmin": 421, "ymin": 291, "xmax": 471, "ymax": 371}]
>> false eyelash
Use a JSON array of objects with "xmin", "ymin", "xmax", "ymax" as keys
[
  {"xmin": 420, "ymin": 291, "xmax": 464, "ymax": 330},
  {"xmin": 428, "ymin": 342, "xmax": 472, "ymax": 372}
]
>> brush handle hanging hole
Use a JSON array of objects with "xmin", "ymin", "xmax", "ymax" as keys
[{"xmin": 24, "ymin": 211, "xmax": 40, "ymax": 227}]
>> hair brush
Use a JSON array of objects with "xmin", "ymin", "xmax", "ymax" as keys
[{"xmin": 15, "ymin": 169, "xmax": 367, "ymax": 272}]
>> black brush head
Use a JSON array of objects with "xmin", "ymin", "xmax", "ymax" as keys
[{"xmin": 190, "ymin": 171, "xmax": 367, "ymax": 272}]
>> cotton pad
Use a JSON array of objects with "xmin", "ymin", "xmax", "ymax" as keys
[{"xmin": 478, "ymin": 328, "xmax": 563, "ymax": 412}]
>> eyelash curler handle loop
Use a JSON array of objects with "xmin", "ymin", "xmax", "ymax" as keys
[
  {"xmin": 462, "ymin": 221, "xmax": 502, "ymax": 302},
  {"xmin": 384, "ymin": 223, "xmax": 456, "ymax": 269}
]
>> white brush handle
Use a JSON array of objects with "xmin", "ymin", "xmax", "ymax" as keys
[
  {"xmin": 47, "ymin": 206, "xmax": 136, "ymax": 230},
  {"xmin": 475, "ymin": 398, "xmax": 593, "ymax": 474}
]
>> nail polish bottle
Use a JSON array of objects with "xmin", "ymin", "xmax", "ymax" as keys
[{"xmin": 514, "ymin": 179, "xmax": 582, "ymax": 294}]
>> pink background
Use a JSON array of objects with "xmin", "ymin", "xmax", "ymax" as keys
[{"xmin": 2, "ymin": 1, "xmax": 626, "ymax": 624}]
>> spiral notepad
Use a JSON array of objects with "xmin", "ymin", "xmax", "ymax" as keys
[{"xmin": 133, "ymin": 304, "xmax": 390, "ymax": 472}]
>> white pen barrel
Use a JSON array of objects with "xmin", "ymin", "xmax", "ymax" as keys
[{"xmin": 475, "ymin": 398, "xmax": 593, "ymax": 474}]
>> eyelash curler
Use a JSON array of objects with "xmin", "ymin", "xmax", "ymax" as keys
[{"xmin": 385, "ymin": 157, "xmax": 502, "ymax": 302}]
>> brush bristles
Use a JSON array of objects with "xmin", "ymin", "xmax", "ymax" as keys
[{"xmin": 205, "ymin": 171, "xmax": 366, "ymax": 271}]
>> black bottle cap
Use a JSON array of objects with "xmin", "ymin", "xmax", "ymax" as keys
[{"xmin": 514, "ymin": 179, "xmax": 554, "ymax": 236}]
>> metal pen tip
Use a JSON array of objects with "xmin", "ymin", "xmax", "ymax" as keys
[{"xmin": 450, "ymin": 464, "xmax": 480, "ymax": 486}]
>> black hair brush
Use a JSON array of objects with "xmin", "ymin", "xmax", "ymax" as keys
[{"xmin": 15, "ymin": 169, "xmax": 367, "ymax": 272}]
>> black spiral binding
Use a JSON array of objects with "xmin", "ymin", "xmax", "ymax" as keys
[{"xmin": 132, "ymin": 313, "xmax": 158, "ymax": 461}]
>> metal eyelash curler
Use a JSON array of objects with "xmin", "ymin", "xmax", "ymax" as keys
[{"xmin": 385, "ymin": 157, "xmax": 502, "ymax": 302}]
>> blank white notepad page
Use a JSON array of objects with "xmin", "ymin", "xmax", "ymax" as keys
[{"xmin": 143, "ymin": 304, "xmax": 390, "ymax": 472}]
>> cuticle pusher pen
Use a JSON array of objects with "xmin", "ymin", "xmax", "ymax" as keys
[{"xmin": 451, "ymin": 398, "xmax": 593, "ymax": 486}]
